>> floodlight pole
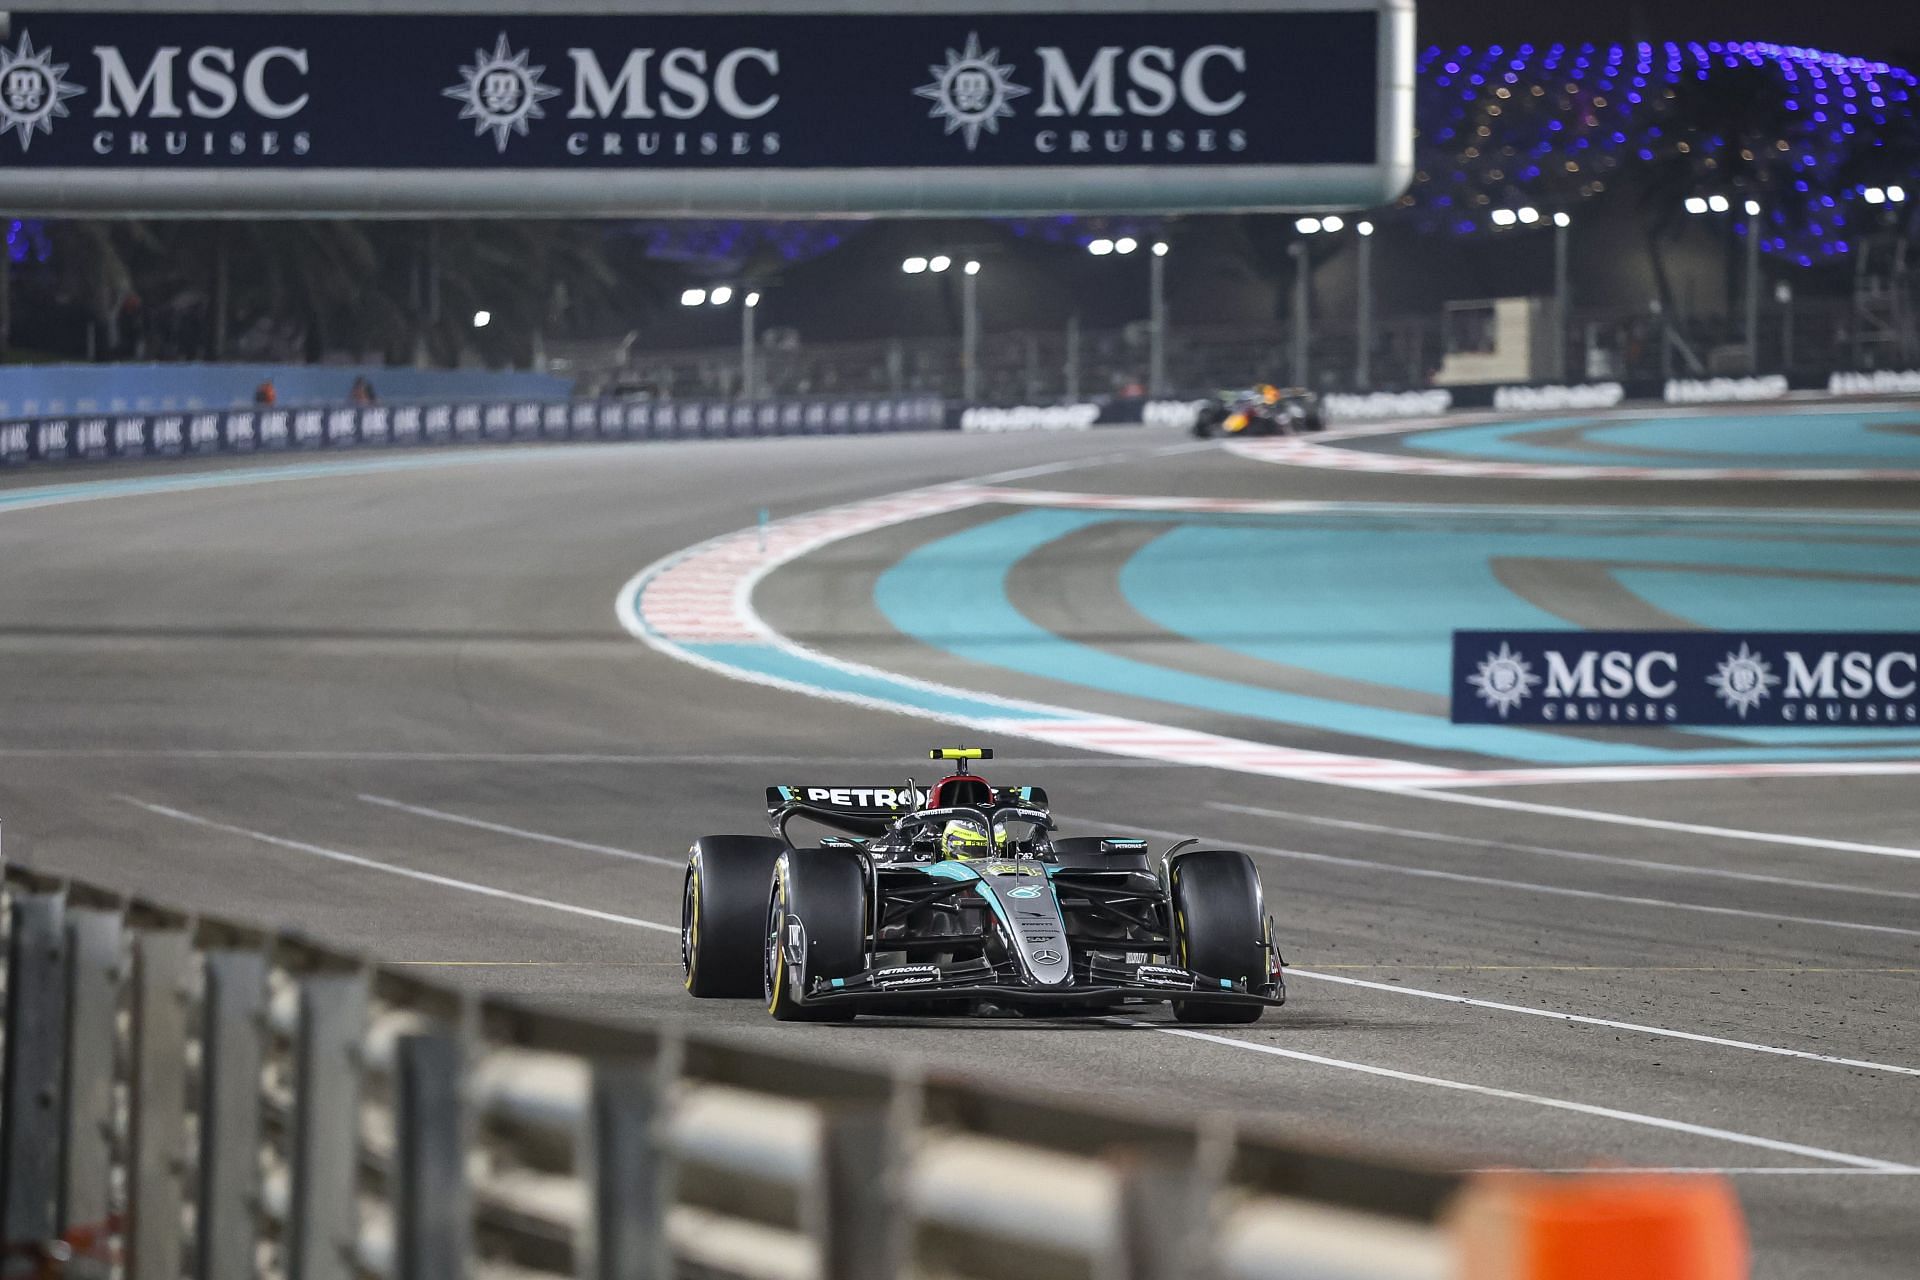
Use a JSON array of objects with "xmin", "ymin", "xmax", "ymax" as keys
[
  {"xmin": 1356, "ymin": 232, "xmax": 1373, "ymax": 390},
  {"xmin": 1065, "ymin": 313, "xmax": 1081, "ymax": 400},
  {"xmin": 1289, "ymin": 242, "xmax": 1310, "ymax": 387},
  {"xmin": 962, "ymin": 268, "xmax": 980, "ymax": 403},
  {"xmin": 1744, "ymin": 207, "xmax": 1761, "ymax": 375},
  {"xmin": 1553, "ymin": 218, "xmax": 1571, "ymax": 382},
  {"xmin": 1148, "ymin": 250, "xmax": 1168, "ymax": 396},
  {"xmin": 741, "ymin": 297, "xmax": 757, "ymax": 400}
]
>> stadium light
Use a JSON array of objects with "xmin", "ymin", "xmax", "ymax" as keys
[
  {"xmin": 929, "ymin": 254, "xmax": 952, "ymax": 273},
  {"xmin": 963, "ymin": 260, "xmax": 981, "ymax": 275},
  {"xmin": 1517, "ymin": 206, "xmax": 1540, "ymax": 224},
  {"xmin": 709, "ymin": 285, "xmax": 733, "ymax": 306},
  {"xmin": 1294, "ymin": 217, "xmax": 1322, "ymax": 234},
  {"xmin": 472, "ymin": 310, "xmax": 491, "ymax": 328},
  {"xmin": 1321, "ymin": 216, "xmax": 1345, "ymax": 233},
  {"xmin": 1114, "ymin": 236, "xmax": 1139, "ymax": 254},
  {"xmin": 1890, "ymin": 185, "xmax": 1908, "ymax": 203},
  {"xmin": 745, "ymin": 291, "xmax": 761, "ymax": 308},
  {"xmin": 1152, "ymin": 240, "xmax": 1170, "ymax": 256},
  {"xmin": 1864, "ymin": 187, "xmax": 1886, "ymax": 204},
  {"xmin": 1744, "ymin": 199, "xmax": 1762, "ymax": 216},
  {"xmin": 1356, "ymin": 221, "xmax": 1374, "ymax": 236},
  {"xmin": 902, "ymin": 256, "xmax": 928, "ymax": 274},
  {"xmin": 1708, "ymin": 194, "xmax": 1731, "ymax": 213},
  {"xmin": 1491, "ymin": 208, "xmax": 1518, "ymax": 226},
  {"xmin": 1088, "ymin": 238, "xmax": 1115, "ymax": 255},
  {"xmin": 679, "ymin": 288, "xmax": 706, "ymax": 306},
  {"xmin": 1553, "ymin": 211, "xmax": 1571, "ymax": 227},
  {"xmin": 1684, "ymin": 196, "xmax": 1709, "ymax": 214}
]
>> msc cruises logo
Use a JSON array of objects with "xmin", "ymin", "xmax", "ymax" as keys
[
  {"xmin": 914, "ymin": 32, "xmax": 1029, "ymax": 151},
  {"xmin": 0, "ymin": 32, "xmax": 84, "ymax": 149},
  {"xmin": 444, "ymin": 33, "xmax": 561, "ymax": 152},
  {"xmin": 1466, "ymin": 642, "xmax": 1541, "ymax": 718},
  {"xmin": 1706, "ymin": 643, "xmax": 1779, "ymax": 718}
]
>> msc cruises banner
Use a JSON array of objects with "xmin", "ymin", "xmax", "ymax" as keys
[
  {"xmin": 0, "ymin": 5, "xmax": 1405, "ymax": 213},
  {"xmin": 1453, "ymin": 631, "xmax": 1920, "ymax": 728}
]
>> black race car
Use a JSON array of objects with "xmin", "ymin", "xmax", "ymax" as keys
[
  {"xmin": 681, "ymin": 749, "xmax": 1286, "ymax": 1022},
  {"xmin": 1191, "ymin": 385, "xmax": 1325, "ymax": 437}
]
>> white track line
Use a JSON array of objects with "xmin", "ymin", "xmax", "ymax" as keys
[
  {"xmin": 1287, "ymin": 971, "xmax": 1920, "ymax": 1078},
  {"xmin": 1208, "ymin": 802, "xmax": 1920, "ymax": 903},
  {"xmin": 1385, "ymin": 787, "xmax": 1920, "ymax": 862},
  {"xmin": 0, "ymin": 747, "xmax": 1177, "ymax": 767},
  {"xmin": 121, "ymin": 794, "xmax": 1915, "ymax": 1171},
  {"xmin": 118, "ymin": 797, "xmax": 679, "ymax": 934},
  {"xmin": 1128, "ymin": 1022, "xmax": 1919, "ymax": 1172},
  {"xmin": 349, "ymin": 800, "xmax": 1920, "ymax": 1076},
  {"xmin": 358, "ymin": 794, "xmax": 683, "ymax": 868},
  {"xmin": 1070, "ymin": 816, "xmax": 1920, "ymax": 940}
]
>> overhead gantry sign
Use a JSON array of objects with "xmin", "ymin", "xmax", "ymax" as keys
[{"xmin": 0, "ymin": 0, "xmax": 1413, "ymax": 215}]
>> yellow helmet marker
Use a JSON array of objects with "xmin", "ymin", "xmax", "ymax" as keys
[{"xmin": 930, "ymin": 747, "xmax": 991, "ymax": 760}]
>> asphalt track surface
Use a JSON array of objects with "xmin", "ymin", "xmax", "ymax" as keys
[{"xmin": 0, "ymin": 424, "xmax": 1915, "ymax": 1279}]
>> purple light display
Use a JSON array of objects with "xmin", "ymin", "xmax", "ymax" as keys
[
  {"xmin": 5, "ymin": 220, "xmax": 52, "ymax": 265},
  {"xmin": 1411, "ymin": 41, "xmax": 1919, "ymax": 261}
]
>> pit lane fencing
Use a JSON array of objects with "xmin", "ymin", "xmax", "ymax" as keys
[{"xmin": 0, "ymin": 863, "xmax": 1748, "ymax": 1280}]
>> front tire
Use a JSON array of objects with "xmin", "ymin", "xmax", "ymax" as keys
[
  {"xmin": 684, "ymin": 836, "xmax": 787, "ymax": 998},
  {"xmin": 1168, "ymin": 849, "xmax": 1271, "ymax": 1024},
  {"xmin": 765, "ymin": 849, "xmax": 869, "ymax": 1022}
]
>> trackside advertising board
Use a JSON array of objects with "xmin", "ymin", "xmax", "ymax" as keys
[
  {"xmin": 0, "ymin": 1, "xmax": 1413, "ymax": 214},
  {"xmin": 1453, "ymin": 631, "xmax": 1920, "ymax": 727}
]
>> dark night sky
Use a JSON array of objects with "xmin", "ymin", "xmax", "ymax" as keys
[{"xmin": 1416, "ymin": 1, "xmax": 1920, "ymax": 66}]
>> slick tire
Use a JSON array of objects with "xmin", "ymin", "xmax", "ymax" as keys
[
  {"xmin": 1168, "ymin": 849, "xmax": 1270, "ymax": 1024},
  {"xmin": 1051, "ymin": 836, "xmax": 1152, "ymax": 873},
  {"xmin": 1192, "ymin": 406, "xmax": 1224, "ymax": 438},
  {"xmin": 766, "ymin": 849, "xmax": 869, "ymax": 1022},
  {"xmin": 683, "ymin": 836, "xmax": 787, "ymax": 998}
]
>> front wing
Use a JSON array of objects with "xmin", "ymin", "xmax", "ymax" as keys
[{"xmin": 796, "ymin": 953, "xmax": 1286, "ymax": 1012}]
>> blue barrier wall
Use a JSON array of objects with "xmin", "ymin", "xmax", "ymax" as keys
[{"xmin": 0, "ymin": 365, "xmax": 572, "ymax": 416}]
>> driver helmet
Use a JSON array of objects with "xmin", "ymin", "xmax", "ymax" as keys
[
  {"xmin": 941, "ymin": 817, "xmax": 995, "ymax": 861},
  {"xmin": 1259, "ymin": 383, "xmax": 1281, "ymax": 404}
]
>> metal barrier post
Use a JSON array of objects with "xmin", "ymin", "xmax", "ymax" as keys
[
  {"xmin": 127, "ymin": 918, "xmax": 192, "ymax": 1280},
  {"xmin": 1, "ymin": 887, "xmax": 68, "ymax": 1279},
  {"xmin": 58, "ymin": 902, "xmax": 124, "ymax": 1270},
  {"xmin": 812, "ymin": 1099, "xmax": 897, "ymax": 1280},
  {"xmin": 392, "ymin": 1031, "xmax": 469, "ymax": 1280},
  {"xmin": 288, "ymin": 970, "xmax": 367, "ymax": 1280},
  {"xmin": 195, "ymin": 946, "xmax": 269, "ymax": 1280},
  {"xmin": 580, "ymin": 1052, "xmax": 674, "ymax": 1280}
]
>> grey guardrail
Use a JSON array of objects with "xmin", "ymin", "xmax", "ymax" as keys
[
  {"xmin": 0, "ymin": 395, "xmax": 950, "ymax": 468},
  {"xmin": 0, "ymin": 861, "xmax": 1495, "ymax": 1280}
]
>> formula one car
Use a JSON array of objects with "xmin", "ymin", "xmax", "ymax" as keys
[
  {"xmin": 682, "ymin": 748, "xmax": 1285, "ymax": 1022},
  {"xmin": 1191, "ymin": 384, "xmax": 1324, "ymax": 437}
]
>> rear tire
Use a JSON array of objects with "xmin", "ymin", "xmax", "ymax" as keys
[
  {"xmin": 1168, "ymin": 849, "xmax": 1270, "ymax": 1024},
  {"xmin": 765, "ymin": 849, "xmax": 869, "ymax": 1022},
  {"xmin": 683, "ymin": 836, "xmax": 786, "ymax": 998}
]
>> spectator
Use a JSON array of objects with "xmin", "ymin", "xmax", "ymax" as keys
[
  {"xmin": 253, "ymin": 379, "xmax": 277, "ymax": 406},
  {"xmin": 349, "ymin": 376, "xmax": 378, "ymax": 407}
]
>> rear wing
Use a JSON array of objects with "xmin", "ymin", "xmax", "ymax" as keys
[{"xmin": 765, "ymin": 784, "xmax": 1049, "ymax": 816}]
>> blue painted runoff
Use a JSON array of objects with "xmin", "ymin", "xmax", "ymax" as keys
[
  {"xmin": 871, "ymin": 506, "xmax": 1920, "ymax": 766},
  {"xmin": 1395, "ymin": 409, "xmax": 1920, "ymax": 469}
]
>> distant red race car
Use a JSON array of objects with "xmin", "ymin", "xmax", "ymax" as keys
[{"xmin": 1192, "ymin": 385, "xmax": 1325, "ymax": 436}]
